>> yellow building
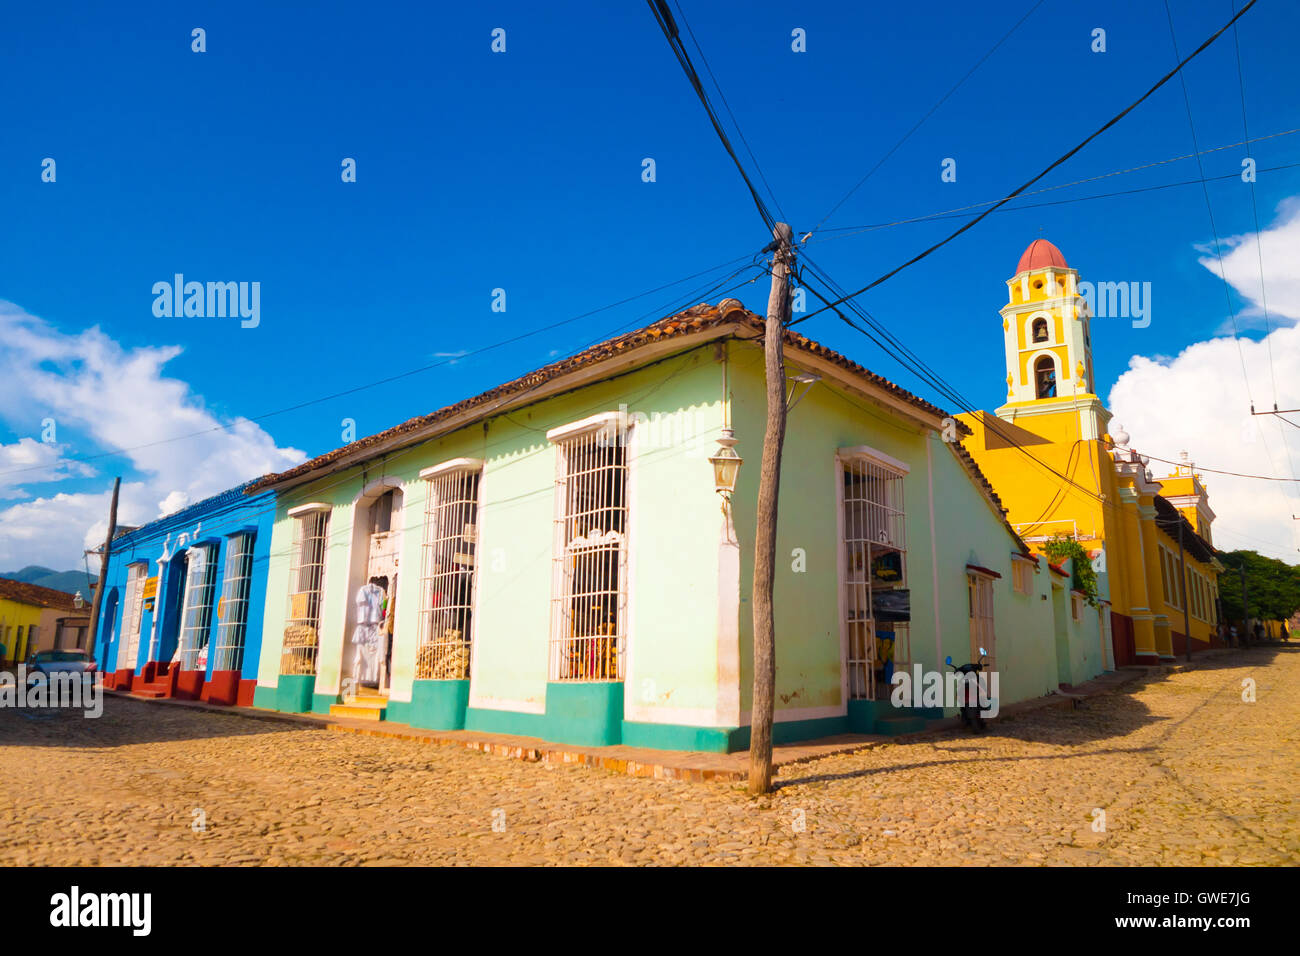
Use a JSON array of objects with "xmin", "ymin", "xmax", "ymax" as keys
[
  {"xmin": 957, "ymin": 240, "xmax": 1223, "ymax": 665},
  {"xmin": 0, "ymin": 577, "xmax": 82, "ymax": 665}
]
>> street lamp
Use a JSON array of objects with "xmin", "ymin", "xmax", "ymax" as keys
[
  {"xmin": 73, "ymin": 591, "xmax": 85, "ymax": 610},
  {"xmin": 709, "ymin": 428, "xmax": 743, "ymax": 498}
]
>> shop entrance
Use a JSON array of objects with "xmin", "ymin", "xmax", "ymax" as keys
[{"xmin": 342, "ymin": 482, "xmax": 403, "ymax": 697}]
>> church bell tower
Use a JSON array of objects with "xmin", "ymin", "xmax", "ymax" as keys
[{"xmin": 996, "ymin": 239, "xmax": 1108, "ymax": 440}]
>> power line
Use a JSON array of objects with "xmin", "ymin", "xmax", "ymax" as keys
[
  {"xmin": 646, "ymin": 0, "xmax": 777, "ymax": 232},
  {"xmin": 1229, "ymin": 0, "xmax": 1300, "ymax": 552},
  {"xmin": 792, "ymin": 0, "xmax": 1260, "ymax": 326},
  {"xmin": 805, "ymin": 143, "xmax": 1300, "ymax": 246},
  {"xmin": 669, "ymin": 0, "xmax": 786, "ymax": 224},
  {"xmin": 1161, "ymin": 0, "xmax": 1253, "ymax": 401},
  {"xmin": 806, "ymin": 161, "xmax": 1300, "ymax": 245},
  {"xmin": 809, "ymin": 0, "xmax": 1047, "ymax": 235},
  {"xmin": 1139, "ymin": 451, "xmax": 1300, "ymax": 484},
  {"xmin": 794, "ymin": 255, "xmax": 1117, "ymax": 515},
  {"xmin": 0, "ymin": 251, "xmax": 765, "ymax": 479}
]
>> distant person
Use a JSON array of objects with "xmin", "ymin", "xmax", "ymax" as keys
[
  {"xmin": 1254, "ymin": 622, "xmax": 1265, "ymax": 642},
  {"xmin": 1229, "ymin": 624, "xmax": 1238, "ymax": 646}
]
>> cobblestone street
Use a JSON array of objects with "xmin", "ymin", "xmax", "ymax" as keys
[{"xmin": 3, "ymin": 646, "xmax": 1296, "ymax": 866}]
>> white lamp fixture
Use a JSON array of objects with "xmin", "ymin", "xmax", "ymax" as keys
[
  {"xmin": 73, "ymin": 591, "xmax": 85, "ymax": 609},
  {"xmin": 709, "ymin": 428, "xmax": 743, "ymax": 498}
]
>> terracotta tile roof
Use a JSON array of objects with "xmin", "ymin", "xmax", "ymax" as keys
[
  {"xmin": 0, "ymin": 577, "xmax": 79, "ymax": 611},
  {"xmin": 249, "ymin": 302, "xmax": 966, "ymax": 493},
  {"xmin": 1153, "ymin": 495, "xmax": 1216, "ymax": 565}
]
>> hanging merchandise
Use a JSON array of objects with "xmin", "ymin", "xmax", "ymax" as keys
[{"xmin": 350, "ymin": 581, "xmax": 386, "ymax": 684}]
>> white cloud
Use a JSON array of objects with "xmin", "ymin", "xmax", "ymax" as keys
[
  {"xmin": 0, "ymin": 438, "xmax": 94, "ymax": 499},
  {"xmin": 1111, "ymin": 200, "xmax": 1300, "ymax": 565},
  {"xmin": 1198, "ymin": 196, "xmax": 1300, "ymax": 330},
  {"xmin": 0, "ymin": 303, "xmax": 306, "ymax": 571}
]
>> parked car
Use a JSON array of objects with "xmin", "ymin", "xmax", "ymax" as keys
[{"xmin": 27, "ymin": 648, "xmax": 97, "ymax": 687}]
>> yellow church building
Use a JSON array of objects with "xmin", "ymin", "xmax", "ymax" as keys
[{"xmin": 957, "ymin": 239, "xmax": 1224, "ymax": 666}]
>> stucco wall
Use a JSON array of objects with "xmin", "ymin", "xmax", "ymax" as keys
[
  {"xmin": 726, "ymin": 337, "xmax": 1078, "ymax": 722},
  {"xmin": 256, "ymin": 346, "xmax": 729, "ymax": 727}
]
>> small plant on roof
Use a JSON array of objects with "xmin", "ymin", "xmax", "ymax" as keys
[{"xmin": 1042, "ymin": 535, "xmax": 1100, "ymax": 607}]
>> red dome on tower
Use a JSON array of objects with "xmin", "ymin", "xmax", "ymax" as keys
[{"xmin": 1016, "ymin": 238, "xmax": 1068, "ymax": 273}]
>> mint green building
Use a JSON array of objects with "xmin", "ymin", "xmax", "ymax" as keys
[{"xmin": 249, "ymin": 301, "xmax": 1105, "ymax": 752}]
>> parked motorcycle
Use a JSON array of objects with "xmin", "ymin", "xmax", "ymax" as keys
[{"xmin": 945, "ymin": 647, "xmax": 990, "ymax": 733}]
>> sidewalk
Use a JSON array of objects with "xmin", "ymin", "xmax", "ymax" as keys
[{"xmin": 104, "ymin": 657, "xmax": 1201, "ymax": 783}]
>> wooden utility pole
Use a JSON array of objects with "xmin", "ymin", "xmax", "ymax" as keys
[
  {"xmin": 749, "ymin": 222, "xmax": 792, "ymax": 795},
  {"xmin": 87, "ymin": 477, "xmax": 120, "ymax": 664}
]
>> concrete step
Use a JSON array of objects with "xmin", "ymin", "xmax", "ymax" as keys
[{"xmin": 329, "ymin": 702, "xmax": 386, "ymax": 721}]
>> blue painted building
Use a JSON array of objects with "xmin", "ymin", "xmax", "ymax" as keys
[{"xmin": 94, "ymin": 481, "xmax": 275, "ymax": 706}]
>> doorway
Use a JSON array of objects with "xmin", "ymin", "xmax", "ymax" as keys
[{"xmin": 342, "ymin": 482, "xmax": 403, "ymax": 696}]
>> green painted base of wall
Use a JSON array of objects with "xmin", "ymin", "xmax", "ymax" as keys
[
  {"xmin": 846, "ymin": 699, "xmax": 876, "ymax": 733},
  {"xmin": 253, "ymin": 686, "xmax": 277, "ymax": 710},
  {"xmin": 311, "ymin": 693, "xmax": 336, "ymax": 715},
  {"xmin": 727, "ymin": 715, "xmax": 849, "ymax": 752},
  {"xmin": 408, "ymin": 679, "xmax": 470, "ymax": 730},
  {"xmin": 464, "ymin": 704, "xmax": 549, "ymax": 739},
  {"xmin": 847, "ymin": 698, "xmax": 946, "ymax": 734},
  {"xmin": 544, "ymin": 681, "xmax": 623, "ymax": 747},
  {"xmin": 386, "ymin": 699, "xmax": 412, "ymax": 725},
  {"xmin": 620, "ymin": 721, "xmax": 735, "ymax": 753},
  {"xmin": 275, "ymin": 675, "xmax": 315, "ymax": 713}
]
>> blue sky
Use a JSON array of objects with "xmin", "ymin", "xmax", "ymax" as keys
[{"xmin": 2, "ymin": 0, "xmax": 1299, "ymax": 568}]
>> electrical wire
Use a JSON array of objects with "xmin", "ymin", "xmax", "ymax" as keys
[
  {"xmin": 0, "ymin": 251, "xmax": 765, "ymax": 480},
  {"xmin": 810, "ymin": 0, "xmax": 1047, "ymax": 235},
  {"xmin": 670, "ymin": 0, "xmax": 786, "ymax": 225},
  {"xmin": 805, "ymin": 157, "xmax": 1300, "ymax": 247},
  {"xmin": 646, "ymin": 0, "xmax": 777, "ymax": 232},
  {"xmin": 791, "ymin": 0, "xmax": 1260, "ymax": 325}
]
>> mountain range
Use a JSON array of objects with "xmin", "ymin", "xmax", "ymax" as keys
[{"xmin": 1, "ymin": 565, "xmax": 94, "ymax": 596}]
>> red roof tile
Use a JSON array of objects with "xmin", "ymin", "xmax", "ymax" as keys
[
  {"xmin": 0, "ymin": 577, "xmax": 79, "ymax": 611},
  {"xmin": 249, "ymin": 302, "xmax": 968, "ymax": 493}
]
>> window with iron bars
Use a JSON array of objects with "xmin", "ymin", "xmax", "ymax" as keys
[
  {"xmin": 213, "ymin": 532, "xmax": 255, "ymax": 672},
  {"xmin": 550, "ymin": 420, "xmax": 628, "ymax": 682},
  {"xmin": 178, "ymin": 544, "xmax": 218, "ymax": 671},
  {"xmin": 416, "ymin": 463, "xmax": 482, "ymax": 680},
  {"xmin": 841, "ymin": 454, "xmax": 907, "ymax": 701},
  {"xmin": 282, "ymin": 509, "xmax": 329, "ymax": 675},
  {"xmin": 117, "ymin": 563, "xmax": 147, "ymax": 671}
]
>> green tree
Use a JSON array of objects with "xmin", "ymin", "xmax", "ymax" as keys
[
  {"xmin": 1042, "ymin": 536, "xmax": 1100, "ymax": 606},
  {"xmin": 1216, "ymin": 549, "xmax": 1300, "ymax": 622}
]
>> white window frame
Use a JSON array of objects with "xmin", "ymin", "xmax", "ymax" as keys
[
  {"xmin": 117, "ymin": 562, "xmax": 148, "ymax": 671},
  {"xmin": 282, "ymin": 506, "xmax": 330, "ymax": 676},
  {"xmin": 1071, "ymin": 591, "xmax": 1085, "ymax": 623},
  {"xmin": 213, "ymin": 532, "xmax": 255, "ymax": 672},
  {"xmin": 838, "ymin": 448, "xmax": 909, "ymax": 701},
  {"xmin": 178, "ymin": 543, "xmax": 218, "ymax": 671},
  {"xmin": 415, "ymin": 459, "xmax": 484, "ymax": 681},
  {"xmin": 548, "ymin": 415, "xmax": 629, "ymax": 682}
]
